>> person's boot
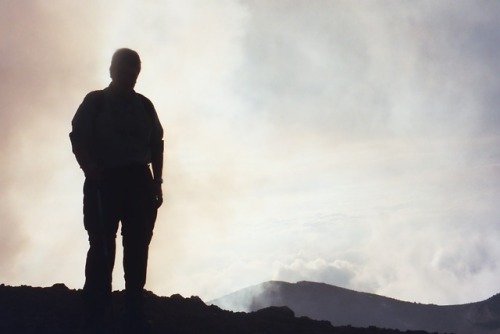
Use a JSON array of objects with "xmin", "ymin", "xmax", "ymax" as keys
[
  {"xmin": 80, "ymin": 292, "xmax": 114, "ymax": 334},
  {"xmin": 122, "ymin": 291, "xmax": 152, "ymax": 334}
]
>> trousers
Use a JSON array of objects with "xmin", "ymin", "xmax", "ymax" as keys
[{"xmin": 82, "ymin": 164, "xmax": 157, "ymax": 315}]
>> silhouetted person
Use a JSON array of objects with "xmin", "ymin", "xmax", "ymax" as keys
[{"xmin": 70, "ymin": 48, "xmax": 164, "ymax": 333}]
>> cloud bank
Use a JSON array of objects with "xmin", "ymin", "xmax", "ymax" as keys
[{"xmin": 1, "ymin": 0, "xmax": 500, "ymax": 305}]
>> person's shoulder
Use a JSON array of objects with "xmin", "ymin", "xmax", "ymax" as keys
[
  {"xmin": 81, "ymin": 89, "xmax": 107, "ymax": 105},
  {"xmin": 136, "ymin": 92, "xmax": 155, "ymax": 109},
  {"xmin": 84, "ymin": 89, "xmax": 106, "ymax": 100},
  {"xmin": 136, "ymin": 92, "xmax": 153, "ymax": 103},
  {"xmin": 75, "ymin": 90, "xmax": 107, "ymax": 118}
]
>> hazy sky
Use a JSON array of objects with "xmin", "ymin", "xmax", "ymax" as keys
[{"xmin": 2, "ymin": 0, "xmax": 500, "ymax": 305}]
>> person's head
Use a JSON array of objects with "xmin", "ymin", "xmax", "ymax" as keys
[{"xmin": 109, "ymin": 48, "xmax": 141, "ymax": 92}]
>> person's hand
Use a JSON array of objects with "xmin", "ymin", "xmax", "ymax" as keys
[
  {"xmin": 83, "ymin": 163, "xmax": 101, "ymax": 182},
  {"xmin": 154, "ymin": 181, "xmax": 163, "ymax": 208}
]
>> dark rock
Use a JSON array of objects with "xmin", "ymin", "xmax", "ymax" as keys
[{"xmin": 0, "ymin": 283, "xmax": 440, "ymax": 334}]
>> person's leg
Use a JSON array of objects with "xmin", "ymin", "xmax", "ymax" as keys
[
  {"xmin": 82, "ymin": 178, "xmax": 121, "ymax": 328},
  {"xmin": 122, "ymin": 233, "xmax": 151, "ymax": 316},
  {"xmin": 121, "ymin": 166, "xmax": 157, "ymax": 319}
]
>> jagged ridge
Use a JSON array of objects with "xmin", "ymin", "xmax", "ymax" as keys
[{"xmin": 0, "ymin": 283, "xmax": 440, "ymax": 334}]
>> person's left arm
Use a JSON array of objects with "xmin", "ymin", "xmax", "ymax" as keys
[{"xmin": 145, "ymin": 97, "xmax": 164, "ymax": 208}]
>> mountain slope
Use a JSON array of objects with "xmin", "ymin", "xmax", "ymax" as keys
[
  {"xmin": 210, "ymin": 281, "xmax": 500, "ymax": 334},
  {"xmin": 0, "ymin": 283, "xmax": 440, "ymax": 334}
]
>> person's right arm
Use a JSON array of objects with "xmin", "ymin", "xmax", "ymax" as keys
[{"xmin": 70, "ymin": 92, "xmax": 100, "ymax": 179}]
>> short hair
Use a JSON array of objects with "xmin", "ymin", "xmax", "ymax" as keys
[{"xmin": 110, "ymin": 48, "xmax": 141, "ymax": 72}]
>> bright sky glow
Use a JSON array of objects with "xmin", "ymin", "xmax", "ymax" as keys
[{"xmin": 1, "ymin": 0, "xmax": 500, "ymax": 305}]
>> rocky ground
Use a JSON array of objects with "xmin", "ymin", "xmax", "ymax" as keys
[{"xmin": 0, "ymin": 283, "xmax": 443, "ymax": 334}]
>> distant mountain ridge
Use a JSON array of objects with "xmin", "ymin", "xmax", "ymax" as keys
[{"xmin": 210, "ymin": 281, "xmax": 500, "ymax": 334}]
